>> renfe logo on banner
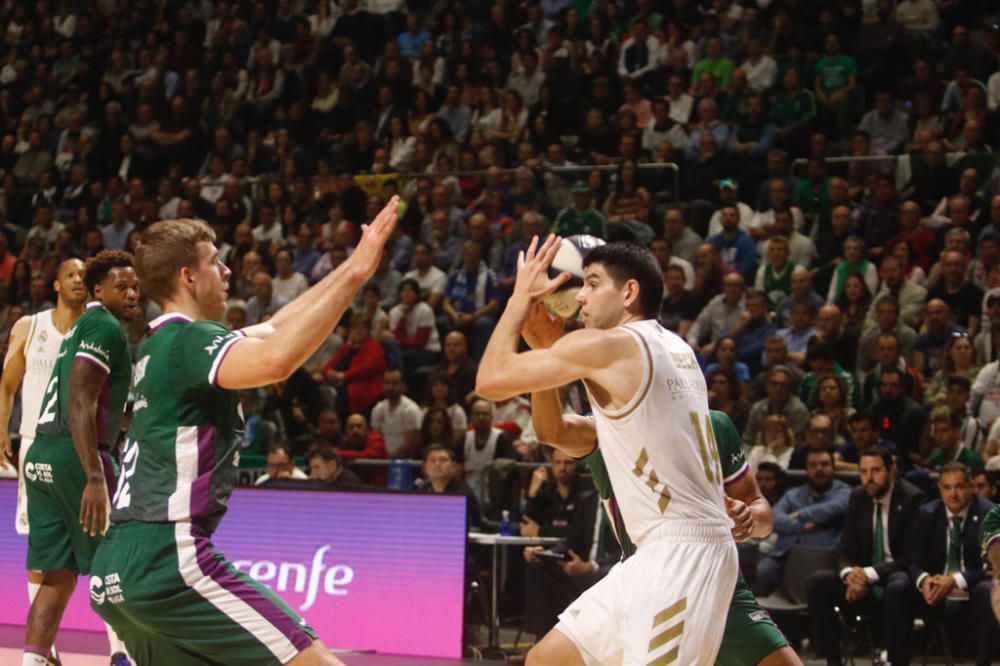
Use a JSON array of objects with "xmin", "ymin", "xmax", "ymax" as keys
[{"xmin": 0, "ymin": 481, "xmax": 467, "ymax": 659}]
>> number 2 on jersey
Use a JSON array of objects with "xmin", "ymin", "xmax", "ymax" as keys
[
  {"xmin": 689, "ymin": 412, "xmax": 722, "ymax": 484},
  {"xmin": 36, "ymin": 376, "xmax": 59, "ymax": 425}
]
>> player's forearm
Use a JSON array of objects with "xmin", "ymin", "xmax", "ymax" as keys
[
  {"xmin": 265, "ymin": 259, "xmax": 358, "ymax": 330},
  {"xmin": 260, "ymin": 265, "xmax": 367, "ymax": 376},
  {"xmin": 68, "ymin": 394, "xmax": 104, "ymax": 481},
  {"xmin": 748, "ymin": 496, "xmax": 773, "ymax": 538},
  {"xmin": 476, "ymin": 296, "xmax": 531, "ymax": 400},
  {"xmin": 531, "ymin": 388, "xmax": 595, "ymax": 457},
  {"xmin": 0, "ymin": 382, "xmax": 16, "ymax": 433}
]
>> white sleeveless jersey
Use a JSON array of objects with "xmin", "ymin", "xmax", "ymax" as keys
[
  {"xmin": 586, "ymin": 319, "xmax": 728, "ymax": 546},
  {"xmin": 20, "ymin": 310, "xmax": 65, "ymax": 439}
]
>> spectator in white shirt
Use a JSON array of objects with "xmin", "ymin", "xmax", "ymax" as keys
[
  {"xmin": 618, "ymin": 19, "xmax": 660, "ymax": 84},
  {"xmin": 388, "ymin": 278, "xmax": 443, "ymax": 389},
  {"xmin": 740, "ymin": 39, "xmax": 777, "ymax": 93},
  {"xmin": 402, "ymin": 240, "xmax": 447, "ymax": 311},
  {"xmin": 371, "ymin": 370, "xmax": 424, "ymax": 458},
  {"xmin": 272, "ymin": 249, "xmax": 308, "ymax": 302},
  {"xmin": 251, "ymin": 203, "xmax": 285, "ymax": 252}
]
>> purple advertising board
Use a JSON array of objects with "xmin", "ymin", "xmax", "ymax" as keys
[{"xmin": 0, "ymin": 480, "xmax": 467, "ymax": 658}]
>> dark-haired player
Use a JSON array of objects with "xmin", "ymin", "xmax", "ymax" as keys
[
  {"xmin": 22, "ymin": 250, "xmax": 138, "ymax": 666},
  {"xmin": 478, "ymin": 237, "xmax": 738, "ymax": 665}
]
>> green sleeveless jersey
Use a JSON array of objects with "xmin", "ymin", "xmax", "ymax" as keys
[
  {"xmin": 35, "ymin": 302, "xmax": 131, "ymax": 446},
  {"xmin": 111, "ymin": 313, "xmax": 245, "ymax": 534},
  {"xmin": 583, "ymin": 409, "xmax": 750, "ymax": 558}
]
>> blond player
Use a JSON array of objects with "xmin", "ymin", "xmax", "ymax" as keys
[{"xmin": 477, "ymin": 237, "xmax": 738, "ymax": 665}]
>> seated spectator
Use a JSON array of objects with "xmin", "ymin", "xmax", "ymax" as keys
[
  {"xmin": 872, "ymin": 368, "xmax": 928, "ymax": 470},
  {"xmin": 743, "ymin": 365, "xmax": 811, "ymax": 447},
  {"xmin": 857, "ymin": 297, "xmax": 917, "ymax": 376},
  {"xmin": 402, "ymin": 241, "xmax": 447, "ymax": 311},
  {"xmin": 790, "ymin": 413, "xmax": 838, "ymax": 470},
  {"xmin": 431, "ymin": 332, "xmax": 478, "ymax": 410},
  {"xmin": 706, "ymin": 180, "xmax": 755, "ymax": 238},
  {"xmin": 776, "ymin": 301, "xmax": 817, "ymax": 368},
  {"xmin": 418, "ymin": 444, "xmax": 481, "ymax": 530},
  {"xmin": 552, "ymin": 181, "xmax": 608, "ymax": 239},
  {"xmin": 806, "ymin": 446, "xmax": 924, "ymax": 666},
  {"xmin": 388, "ymin": 278, "xmax": 442, "ymax": 391},
  {"xmin": 814, "ymin": 304, "xmax": 861, "ymax": 377},
  {"xmin": 418, "ymin": 406, "xmax": 457, "ymax": 461},
  {"xmin": 837, "ymin": 411, "xmax": 898, "ymax": 472},
  {"xmin": 245, "ymin": 269, "xmax": 287, "ymax": 325},
  {"xmin": 799, "ymin": 342, "xmax": 858, "ymax": 411},
  {"xmin": 662, "ymin": 206, "xmax": 702, "ymax": 266},
  {"xmin": 924, "ymin": 334, "xmax": 981, "ymax": 408},
  {"xmin": 323, "ymin": 313, "xmax": 387, "ymax": 419},
  {"xmin": 688, "ymin": 272, "xmax": 746, "ymax": 360},
  {"xmin": 255, "ymin": 443, "xmax": 309, "ymax": 486},
  {"xmin": 708, "ymin": 204, "xmax": 757, "ymax": 282},
  {"xmin": 827, "ymin": 236, "xmax": 878, "ymax": 304},
  {"xmin": 972, "ymin": 469, "xmax": 999, "ymax": 502},
  {"xmin": 862, "ymin": 333, "xmax": 924, "ymax": 405},
  {"xmin": 704, "ymin": 336, "xmax": 750, "ymax": 399},
  {"xmin": 775, "ymin": 266, "xmax": 825, "ymax": 329},
  {"xmin": 754, "ymin": 236, "xmax": 796, "ymax": 308},
  {"xmin": 521, "ymin": 449, "xmax": 587, "ymax": 539},
  {"xmin": 707, "ymin": 369, "xmax": 750, "ymax": 434},
  {"xmin": 930, "ymin": 375, "xmax": 986, "ymax": 460},
  {"xmin": 753, "ymin": 447, "xmax": 850, "ymax": 596},
  {"xmin": 915, "ymin": 300, "xmax": 969, "ymax": 379},
  {"xmin": 926, "ymin": 406, "xmax": 985, "ymax": 472},
  {"xmin": 927, "ymin": 252, "xmax": 983, "ymax": 337},
  {"xmin": 602, "ymin": 159, "xmax": 651, "ymax": 238},
  {"xmin": 658, "ymin": 264, "xmax": 697, "ymax": 337},
  {"xmin": 906, "ymin": 463, "xmax": 997, "ymax": 666},
  {"xmin": 441, "ymin": 240, "xmax": 502, "ymax": 360},
  {"xmin": 522, "ymin": 469, "xmax": 615, "ymax": 640},
  {"xmin": 811, "ymin": 374, "xmax": 856, "ymax": 446},
  {"xmin": 306, "ymin": 447, "xmax": 365, "ymax": 488},
  {"xmin": 755, "ymin": 461, "xmax": 787, "ymax": 507},
  {"xmin": 313, "ymin": 408, "xmax": 345, "ymax": 449},
  {"xmin": 455, "ymin": 399, "xmax": 515, "ymax": 496},
  {"xmin": 747, "ymin": 414, "xmax": 795, "ymax": 472},
  {"xmin": 731, "ymin": 289, "xmax": 777, "ymax": 377},
  {"xmin": 858, "ymin": 91, "xmax": 909, "ymax": 155},
  {"xmin": 970, "ymin": 233, "xmax": 1000, "ymax": 293},
  {"xmin": 834, "ymin": 273, "xmax": 873, "ymax": 339},
  {"xmin": 272, "ymin": 248, "xmax": 308, "ymax": 302},
  {"xmin": 336, "ymin": 413, "xmax": 389, "ymax": 486},
  {"xmin": 370, "ymin": 370, "xmax": 423, "ymax": 459},
  {"xmin": 869, "ymin": 254, "xmax": 930, "ymax": 330}
]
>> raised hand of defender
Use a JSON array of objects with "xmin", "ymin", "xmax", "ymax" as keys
[
  {"xmin": 512, "ymin": 234, "xmax": 570, "ymax": 305},
  {"xmin": 350, "ymin": 195, "xmax": 399, "ymax": 280},
  {"xmin": 80, "ymin": 477, "xmax": 109, "ymax": 537}
]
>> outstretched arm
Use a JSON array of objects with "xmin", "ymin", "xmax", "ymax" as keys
[
  {"xmin": 217, "ymin": 197, "xmax": 398, "ymax": 389},
  {"xmin": 0, "ymin": 316, "xmax": 29, "ymax": 469}
]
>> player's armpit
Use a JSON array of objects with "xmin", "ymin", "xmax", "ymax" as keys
[
  {"xmin": 477, "ymin": 327, "xmax": 633, "ymax": 402},
  {"xmin": 215, "ymin": 336, "xmax": 290, "ymax": 390}
]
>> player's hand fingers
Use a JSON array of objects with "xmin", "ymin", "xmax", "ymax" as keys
[{"xmin": 537, "ymin": 234, "xmax": 563, "ymax": 267}]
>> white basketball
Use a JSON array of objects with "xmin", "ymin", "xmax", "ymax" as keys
[{"xmin": 543, "ymin": 235, "xmax": 606, "ymax": 319}]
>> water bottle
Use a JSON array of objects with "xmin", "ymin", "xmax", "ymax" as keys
[
  {"xmin": 388, "ymin": 459, "xmax": 413, "ymax": 490},
  {"xmin": 500, "ymin": 510, "xmax": 512, "ymax": 536}
]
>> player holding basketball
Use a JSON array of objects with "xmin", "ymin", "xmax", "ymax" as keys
[
  {"xmin": 89, "ymin": 198, "xmax": 397, "ymax": 665},
  {"xmin": 477, "ymin": 236, "xmax": 738, "ymax": 665}
]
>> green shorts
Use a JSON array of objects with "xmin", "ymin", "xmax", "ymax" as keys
[
  {"xmin": 24, "ymin": 435, "xmax": 114, "ymax": 574},
  {"xmin": 90, "ymin": 521, "xmax": 318, "ymax": 665},
  {"xmin": 716, "ymin": 575, "xmax": 790, "ymax": 666}
]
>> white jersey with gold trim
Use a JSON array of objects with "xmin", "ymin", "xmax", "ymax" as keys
[
  {"xmin": 586, "ymin": 318, "xmax": 728, "ymax": 546},
  {"xmin": 20, "ymin": 309, "xmax": 65, "ymax": 439}
]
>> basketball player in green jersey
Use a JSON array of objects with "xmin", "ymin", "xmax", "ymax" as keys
[
  {"xmin": 522, "ymin": 302, "xmax": 800, "ymax": 666},
  {"xmin": 21, "ymin": 251, "xmax": 138, "ymax": 666},
  {"xmin": 981, "ymin": 504, "xmax": 1000, "ymax": 623},
  {"xmin": 89, "ymin": 200, "xmax": 397, "ymax": 666}
]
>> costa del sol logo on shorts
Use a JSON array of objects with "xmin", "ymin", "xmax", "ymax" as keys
[
  {"xmin": 23, "ymin": 462, "xmax": 53, "ymax": 484},
  {"xmin": 749, "ymin": 610, "xmax": 769, "ymax": 623},
  {"xmin": 90, "ymin": 576, "xmax": 105, "ymax": 605}
]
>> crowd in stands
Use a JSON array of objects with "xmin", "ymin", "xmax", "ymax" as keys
[{"xmin": 6, "ymin": 0, "xmax": 1000, "ymax": 660}]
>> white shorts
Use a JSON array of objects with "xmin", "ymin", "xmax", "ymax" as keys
[
  {"xmin": 555, "ymin": 520, "xmax": 737, "ymax": 666},
  {"xmin": 15, "ymin": 436, "xmax": 32, "ymax": 535}
]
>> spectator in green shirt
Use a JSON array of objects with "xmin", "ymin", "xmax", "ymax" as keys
[
  {"xmin": 552, "ymin": 181, "xmax": 608, "ymax": 239},
  {"xmin": 793, "ymin": 157, "xmax": 832, "ymax": 217},
  {"xmin": 814, "ymin": 34, "xmax": 858, "ymax": 132},
  {"xmin": 927, "ymin": 405, "xmax": 985, "ymax": 471},
  {"xmin": 771, "ymin": 69, "xmax": 816, "ymax": 153},
  {"xmin": 691, "ymin": 36, "xmax": 735, "ymax": 89}
]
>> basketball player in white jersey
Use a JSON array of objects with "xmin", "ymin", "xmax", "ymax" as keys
[
  {"xmin": 0, "ymin": 258, "xmax": 131, "ymax": 666},
  {"xmin": 477, "ymin": 237, "xmax": 738, "ymax": 666}
]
